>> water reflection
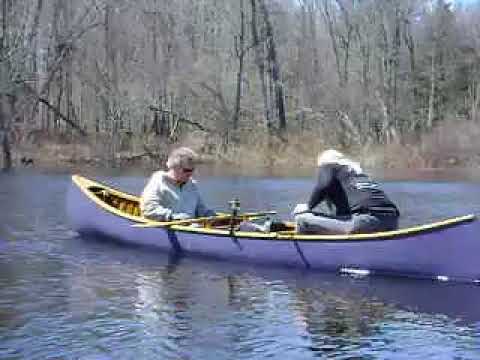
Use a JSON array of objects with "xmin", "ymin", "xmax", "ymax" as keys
[
  {"xmin": 2, "ymin": 232, "xmax": 480, "ymax": 359},
  {"xmin": 71, "ymin": 237, "xmax": 480, "ymax": 356},
  {"xmin": 292, "ymin": 287, "xmax": 391, "ymax": 356}
]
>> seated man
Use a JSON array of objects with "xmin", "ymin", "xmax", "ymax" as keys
[
  {"xmin": 294, "ymin": 149, "xmax": 399, "ymax": 234},
  {"xmin": 140, "ymin": 147, "xmax": 216, "ymax": 221}
]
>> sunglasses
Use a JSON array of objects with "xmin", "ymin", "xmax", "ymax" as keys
[{"xmin": 182, "ymin": 168, "xmax": 194, "ymax": 174}]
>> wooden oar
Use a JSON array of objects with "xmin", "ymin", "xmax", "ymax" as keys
[{"xmin": 132, "ymin": 211, "xmax": 277, "ymax": 228}]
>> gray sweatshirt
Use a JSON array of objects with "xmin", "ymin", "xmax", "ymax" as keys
[{"xmin": 140, "ymin": 171, "xmax": 215, "ymax": 221}]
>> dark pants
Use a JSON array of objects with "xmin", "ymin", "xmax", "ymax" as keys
[{"xmin": 295, "ymin": 212, "xmax": 398, "ymax": 235}]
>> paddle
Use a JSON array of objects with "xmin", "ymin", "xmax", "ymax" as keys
[{"xmin": 131, "ymin": 210, "xmax": 277, "ymax": 228}]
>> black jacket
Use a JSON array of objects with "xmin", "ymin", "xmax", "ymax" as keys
[{"xmin": 308, "ymin": 164, "xmax": 399, "ymax": 217}]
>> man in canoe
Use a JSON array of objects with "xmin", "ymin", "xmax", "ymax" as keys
[
  {"xmin": 140, "ymin": 147, "xmax": 216, "ymax": 221},
  {"xmin": 293, "ymin": 149, "xmax": 400, "ymax": 234}
]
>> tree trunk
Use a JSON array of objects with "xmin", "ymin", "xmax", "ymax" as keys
[
  {"xmin": 104, "ymin": 4, "xmax": 113, "ymax": 134},
  {"xmin": 232, "ymin": 0, "xmax": 246, "ymax": 130},
  {"xmin": 64, "ymin": 0, "xmax": 74, "ymax": 132},
  {"xmin": 356, "ymin": 23, "xmax": 371, "ymax": 140},
  {"xmin": 0, "ymin": 97, "xmax": 12, "ymax": 170},
  {"xmin": 336, "ymin": 0, "xmax": 352, "ymax": 85},
  {"xmin": 470, "ymin": 79, "xmax": 479, "ymax": 122},
  {"xmin": 41, "ymin": 0, "xmax": 61, "ymax": 132},
  {"xmin": 427, "ymin": 45, "xmax": 436, "ymax": 129},
  {"xmin": 2, "ymin": 0, "xmax": 7, "ymax": 50},
  {"xmin": 250, "ymin": 0, "xmax": 271, "ymax": 130},
  {"xmin": 403, "ymin": 17, "xmax": 416, "ymax": 100},
  {"xmin": 27, "ymin": 0, "xmax": 44, "ymax": 128},
  {"xmin": 322, "ymin": 0, "xmax": 342, "ymax": 86},
  {"xmin": 0, "ymin": 1, "xmax": 11, "ymax": 170},
  {"xmin": 1, "ymin": 130, "xmax": 11, "ymax": 170},
  {"xmin": 258, "ymin": 0, "xmax": 286, "ymax": 131},
  {"xmin": 27, "ymin": 0, "xmax": 44, "ymax": 73},
  {"xmin": 54, "ymin": 79, "xmax": 64, "ymax": 131},
  {"xmin": 392, "ymin": 5, "xmax": 401, "ymax": 132},
  {"xmin": 309, "ymin": 2, "xmax": 320, "ymax": 90}
]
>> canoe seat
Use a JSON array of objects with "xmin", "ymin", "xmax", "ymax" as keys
[
  {"xmin": 126, "ymin": 203, "xmax": 133, "ymax": 214},
  {"xmin": 116, "ymin": 200, "xmax": 141, "ymax": 217},
  {"xmin": 118, "ymin": 201, "xmax": 127, "ymax": 212}
]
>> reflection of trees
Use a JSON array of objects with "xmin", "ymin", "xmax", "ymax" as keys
[
  {"xmin": 292, "ymin": 287, "xmax": 391, "ymax": 356},
  {"xmin": 134, "ymin": 254, "xmax": 193, "ymax": 355},
  {"xmin": 66, "ymin": 250, "xmax": 194, "ymax": 357},
  {"xmin": 133, "ymin": 257, "xmax": 275, "ymax": 358},
  {"xmin": 226, "ymin": 273, "xmax": 269, "ymax": 310},
  {"xmin": 0, "ymin": 258, "xmax": 21, "ymax": 331},
  {"xmin": 224, "ymin": 272, "xmax": 289, "ymax": 356}
]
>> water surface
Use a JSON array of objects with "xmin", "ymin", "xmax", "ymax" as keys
[{"xmin": 0, "ymin": 170, "xmax": 479, "ymax": 359}]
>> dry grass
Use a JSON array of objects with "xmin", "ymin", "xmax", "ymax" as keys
[
  {"xmin": 188, "ymin": 127, "xmax": 332, "ymax": 169},
  {"xmin": 375, "ymin": 120, "xmax": 480, "ymax": 169},
  {"xmin": 417, "ymin": 121, "xmax": 480, "ymax": 167},
  {"xmin": 12, "ymin": 120, "xmax": 480, "ymax": 171}
]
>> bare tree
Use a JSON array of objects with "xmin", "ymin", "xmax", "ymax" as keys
[
  {"xmin": 251, "ymin": 0, "xmax": 271, "ymax": 130},
  {"xmin": 232, "ymin": 0, "xmax": 247, "ymax": 130},
  {"xmin": 0, "ymin": 0, "xmax": 476, "ymax": 167},
  {"xmin": 258, "ymin": 0, "xmax": 286, "ymax": 131}
]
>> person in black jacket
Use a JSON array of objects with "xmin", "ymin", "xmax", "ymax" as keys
[{"xmin": 293, "ymin": 149, "xmax": 399, "ymax": 234}]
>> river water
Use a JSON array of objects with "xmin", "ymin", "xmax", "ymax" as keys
[{"xmin": 1, "ymin": 169, "xmax": 480, "ymax": 359}]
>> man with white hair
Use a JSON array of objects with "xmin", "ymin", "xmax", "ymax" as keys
[
  {"xmin": 293, "ymin": 149, "xmax": 399, "ymax": 234},
  {"xmin": 140, "ymin": 147, "xmax": 216, "ymax": 221}
]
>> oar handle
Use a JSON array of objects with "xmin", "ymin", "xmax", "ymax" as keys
[{"xmin": 132, "ymin": 211, "xmax": 277, "ymax": 228}]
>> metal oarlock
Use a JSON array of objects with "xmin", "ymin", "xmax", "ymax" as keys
[
  {"xmin": 229, "ymin": 198, "xmax": 240, "ymax": 213},
  {"xmin": 229, "ymin": 198, "xmax": 240, "ymax": 237}
]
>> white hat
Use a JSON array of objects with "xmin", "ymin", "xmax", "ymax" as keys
[{"xmin": 317, "ymin": 149, "xmax": 362, "ymax": 174}]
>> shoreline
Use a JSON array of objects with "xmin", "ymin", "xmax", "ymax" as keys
[
  {"xmin": 9, "ymin": 126, "xmax": 480, "ymax": 180},
  {"xmin": 10, "ymin": 158, "xmax": 480, "ymax": 182}
]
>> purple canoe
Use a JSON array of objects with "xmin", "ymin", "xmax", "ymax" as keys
[{"xmin": 67, "ymin": 175, "xmax": 480, "ymax": 282}]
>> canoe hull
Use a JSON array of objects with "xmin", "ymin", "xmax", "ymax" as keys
[
  {"xmin": 170, "ymin": 221, "xmax": 480, "ymax": 281},
  {"xmin": 67, "ymin": 176, "xmax": 480, "ymax": 282}
]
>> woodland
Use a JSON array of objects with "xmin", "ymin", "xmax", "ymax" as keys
[{"xmin": 0, "ymin": 0, "xmax": 479, "ymax": 170}]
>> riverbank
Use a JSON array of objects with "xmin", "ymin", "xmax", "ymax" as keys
[{"xmin": 9, "ymin": 121, "xmax": 480, "ymax": 175}]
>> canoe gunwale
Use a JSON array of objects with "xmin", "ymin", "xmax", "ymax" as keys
[{"xmin": 71, "ymin": 174, "xmax": 477, "ymax": 242}]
